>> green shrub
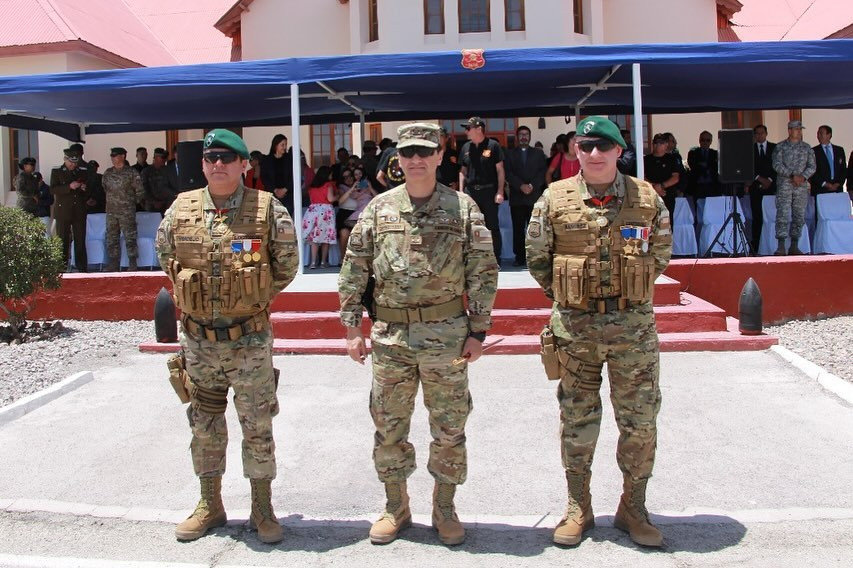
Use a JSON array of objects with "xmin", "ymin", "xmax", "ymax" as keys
[{"xmin": 0, "ymin": 206, "xmax": 65, "ymax": 339}]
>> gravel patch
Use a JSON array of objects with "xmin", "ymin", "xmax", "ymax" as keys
[
  {"xmin": 0, "ymin": 316, "xmax": 850, "ymax": 408},
  {"xmin": 766, "ymin": 316, "xmax": 853, "ymax": 383},
  {"xmin": 0, "ymin": 320, "xmax": 153, "ymax": 407}
]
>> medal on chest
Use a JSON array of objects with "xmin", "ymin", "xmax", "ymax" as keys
[
  {"xmin": 232, "ymin": 238, "xmax": 262, "ymax": 263},
  {"xmin": 589, "ymin": 194, "xmax": 614, "ymax": 228}
]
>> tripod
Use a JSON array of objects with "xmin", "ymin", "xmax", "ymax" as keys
[{"xmin": 702, "ymin": 192, "xmax": 753, "ymax": 258}]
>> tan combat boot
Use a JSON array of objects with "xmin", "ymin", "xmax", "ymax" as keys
[
  {"xmin": 613, "ymin": 477, "xmax": 663, "ymax": 548},
  {"xmin": 368, "ymin": 481, "xmax": 412, "ymax": 544},
  {"xmin": 774, "ymin": 238, "xmax": 787, "ymax": 256},
  {"xmin": 432, "ymin": 483, "xmax": 465, "ymax": 545},
  {"xmin": 175, "ymin": 476, "xmax": 227, "ymax": 541},
  {"xmin": 553, "ymin": 472, "xmax": 594, "ymax": 546},
  {"xmin": 249, "ymin": 479, "xmax": 284, "ymax": 544}
]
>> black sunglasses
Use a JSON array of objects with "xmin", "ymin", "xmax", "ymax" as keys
[
  {"xmin": 203, "ymin": 151, "xmax": 240, "ymax": 164},
  {"xmin": 577, "ymin": 139, "xmax": 616, "ymax": 153},
  {"xmin": 399, "ymin": 146, "xmax": 437, "ymax": 159}
]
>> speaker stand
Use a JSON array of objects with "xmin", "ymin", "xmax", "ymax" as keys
[{"xmin": 703, "ymin": 208, "xmax": 753, "ymax": 258}]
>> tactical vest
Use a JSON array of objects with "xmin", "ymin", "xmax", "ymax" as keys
[
  {"xmin": 167, "ymin": 188, "xmax": 274, "ymax": 320},
  {"xmin": 549, "ymin": 176, "xmax": 657, "ymax": 309}
]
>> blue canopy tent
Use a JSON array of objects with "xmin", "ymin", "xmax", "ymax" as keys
[{"xmin": 2, "ymin": 39, "xmax": 852, "ymax": 264}]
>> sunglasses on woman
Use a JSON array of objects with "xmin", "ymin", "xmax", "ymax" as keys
[
  {"xmin": 398, "ymin": 146, "xmax": 437, "ymax": 159},
  {"xmin": 203, "ymin": 151, "xmax": 240, "ymax": 164},
  {"xmin": 577, "ymin": 140, "xmax": 616, "ymax": 153}
]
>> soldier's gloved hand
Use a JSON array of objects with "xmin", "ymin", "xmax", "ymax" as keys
[
  {"xmin": 461, "ymin": 336, "xmax": 484, "ymax": 364},
  {"xmin": 346, "ymin": 327, "xmax": 367, "ymax": 364}
]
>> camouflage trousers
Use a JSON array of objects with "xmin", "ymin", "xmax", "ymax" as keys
[
  {"xmin": 775, "ymin": 181, "xmax": 809, "ymax": 240},
  {"xmin": 369, "ymin": 316, "xmax": 472, "ymax": 485},
  {"xmin": 181, "ymin": 329, "xmax": 278, "ymax": 480},
  {"xmin": 552, "ymin": 302, "xmax": 661, "ymax": 480},
  {"xmin": 106, "ymin": 210, "xmax": 138, "ymax": 262}
]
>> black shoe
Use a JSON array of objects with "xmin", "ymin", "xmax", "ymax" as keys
[{"xmin": 512, "ymin": 260, "xmax": 526, "ymax": 267}]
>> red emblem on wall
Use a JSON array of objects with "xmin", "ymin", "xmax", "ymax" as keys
[{"xmin": 461, "ymin": 49, "xmax": 486, "ymax": 70}]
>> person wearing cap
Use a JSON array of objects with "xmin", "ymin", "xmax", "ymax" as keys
[
  {"xmin": 526, "ymin": 116, "xmax": 672, "ymax": 548},
  {"xmin": 14, "ymin": 157, "xmax": 40, "ymax": 216},
  {"xmin": 771, "ymin": 120, "xmax": 816, "ymax": 255},
  {"xmin": 156, "ymin": 128, "xmax": 299, "ymax": 545},
  {"xmin": 141, "ymin": 147, "xmax": 178, "ymax": 214},
  {"xmin": 50, "ymin": 147, "xmax": 90, "ymax": 272},
  {"xmin": 84, "ymin": 160, "xmax": 106, "ymax": 214},
  {"xmin": 102, "ymin": 147, "xmax": 144, "ymax": 271},
  {"xmin": 339, "ymin": 122, "xmax": 499, "ymax": 547},
  {"xmin": 458, "ymin": 117, "xmax": 506, "ymax": 262}
]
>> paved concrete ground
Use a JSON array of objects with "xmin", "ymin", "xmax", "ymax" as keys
[{"xmin": 1, "ymin": 350, "xmax": 852, "ymax": 567}]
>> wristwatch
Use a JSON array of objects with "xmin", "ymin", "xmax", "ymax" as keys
[{"xmin": 468, "ymin": 331, "xmax": 486, "ymax": 342}]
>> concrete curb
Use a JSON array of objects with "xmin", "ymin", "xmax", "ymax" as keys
[
  {"xmin": 770, "ymin": 345, "xmax": 853, "ymax": 405},
  {"xmin": 0, "ymin": 371, "xmax": 94, "ymax": 427}
]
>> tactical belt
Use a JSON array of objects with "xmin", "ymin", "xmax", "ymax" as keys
[
  {"xmin": 182, "ymin": 311, "xmax": 270, "ymax": 342},
  {"xmin": 584, "ymin": 297, "xmax": 630, "ymax": 314},
  {"xmin": 375, "ymin": 298, "xmax": 465, "ymax": 324}
]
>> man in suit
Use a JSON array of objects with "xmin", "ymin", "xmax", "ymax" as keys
[
  {"xmin": 748, "ymin": 124, "xmax": 777, "ymax": 250},
  {"xmin": 686, "ymin": 131, "xmax": 720, "ymax": 199},
  {"xmin": 810, "ymin": 125, "xmax": 847, "ymax": 196},
  {"xmin": 505, "ymin": 124, "xmax": 547, "ymax": 266}
]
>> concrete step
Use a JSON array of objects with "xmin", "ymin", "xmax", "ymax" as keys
[
  {"xmin": 140, "ymin": 317, "xmax": 776, "ymax": 355},
  {"xmin": 268, "ymin": 293, "xmax": 726, "ymax": 339}
]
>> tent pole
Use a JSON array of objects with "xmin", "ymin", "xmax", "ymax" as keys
[
  {"xmin": 359, "ymin": 112, "xmax": 366, "ymax": 151},
  {"xmin": 291, "ymin": 83, "xmax": 304, "ymax": 274},
  {"xmin": 632, "ymin": 63, "xmax": 644, "ymax": 179}
]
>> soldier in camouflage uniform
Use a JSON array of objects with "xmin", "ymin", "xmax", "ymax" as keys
[
  {"xmin": 103, "ymin": 147, "xmax": 144, "ymax": 271},
  {"xmin": 771, "ymin": 120, "xmax": 816, "ymax": 256},
  {"xmin": 141, "ymin": 147, "xmax": 179, "ymax": 214},
  {"xmin": 338, "ymin": 122, "xmax": 499, "ymax": 546},
  {"xmin": 526, "ymin": 117, "xmax": 672, "ymax": 548},
  {"xmin": 15, "ymin": 157, "xmax": 40, "ymax": 216},
  {"xmin": 156, "ymin": 129, "xmax": 299, "ymax": 544}
]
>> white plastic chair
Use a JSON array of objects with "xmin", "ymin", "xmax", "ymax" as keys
[
  {"xmin": 813, "ymin": 193, "xmax": 853, "ymax": 254},
  {"xmin": 805, "ymin": 195, "xmax": 816, "ymax": 247},
  {"xmin": 85, "ymin": 213, "xmax": 107, "ymax": 268},
  {"xmin": 699, "ymin": 196, "xmax": 749, "ymax": 255},
  {"xmin": 758, "ymin": 195, "xmax": 811, "ymax": 255},
  {"xmin": 672, "ymin": 197, "xmax": 697, "ymax": 256}
]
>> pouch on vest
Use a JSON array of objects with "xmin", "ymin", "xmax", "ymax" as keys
[
  {"xmin": 166, "ymin": 352, "xmax": 191, "ymax": 404},
  {"xmin": 175, "ymin": 268, "xmax": 202, "ymax": 311},
  {"xmin": 552, "ymin": 255, "xmax": 588, "ymax": 308},
  {"xmin": 539, "ymin": 325, "xmax": 560, "ymax": 380},
  {"xmin": 621, "ymin": 255, "xmax": 656, "ymax": 301}
]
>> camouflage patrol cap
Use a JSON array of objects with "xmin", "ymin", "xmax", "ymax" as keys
[
  {"xmin": 787, "ymin": 120, "xmax": 803, "ymax": 129},
  {"xmin": 110, "ymin": 147, "xmax": 127, "ymax": 156},
  {"xmin": 576, "ymin": 116, "xmax": 627, "ymax": 149},
  {"xmin": 396, "ymin": 122, "xmax": 440, "ymax": 149},
  {"xmin": 203, "ymin": 129, "xmax": 249, "ymax": 159}
]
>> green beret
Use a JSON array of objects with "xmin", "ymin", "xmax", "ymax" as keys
[
  {"xmin": 396, "ymin": 122, "xmax": 440, "ymax": 149},
  {"xmin": 576, "ymin": 116, "xmax": 627, "ymax": 149},
  {"xmin": 204, "ymin": 129, "xmax": 249, "ymax": 159}
]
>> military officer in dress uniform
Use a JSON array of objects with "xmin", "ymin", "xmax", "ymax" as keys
[
  {"xmin": 338, "ymin": 122, "xmax": 499, "ymax": 546},
  {"xmin": 157, "ymin": 129, "xmax": 299, "ymax": 544},
  {"xmin": 527, "ymin": 116, "xmax": 672, "ymax": 548},
  {"xmin": 50, "ymin": 148, "xmax": 90, "ymax": 272}
]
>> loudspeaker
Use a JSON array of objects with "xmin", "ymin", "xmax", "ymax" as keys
[
  {"xmin": 718, "ymin": 129, "xmax": 754, "ymax": 183},
  {"xmin": 177, "ymin": 140, "xmax": 204, "ymax": 190}
]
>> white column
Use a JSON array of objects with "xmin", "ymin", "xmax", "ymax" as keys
[
  {"xmin": 290, "ymin": 83, "xmax": 304, "ymax": 273},
  {"xmin": 633, "ymin": 63, "xmax": 644, "ymax": 179}
]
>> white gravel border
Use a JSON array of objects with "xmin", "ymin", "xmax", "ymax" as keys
[
  {"xmin": 0, "ymin": 371, "xmax": 93, "ymax": 427},
  {"xmin": 770, "ymin": 345, "xmax": 853, "ymax": 405}
]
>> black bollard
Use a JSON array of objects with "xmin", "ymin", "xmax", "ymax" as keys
[
  {"xmin": 738, "ymin": 277, "xmax": 763, "ymax": 336},
  {"xmin": 154, "ymin": 286, "xmax": 178, "ymax": 343}
]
